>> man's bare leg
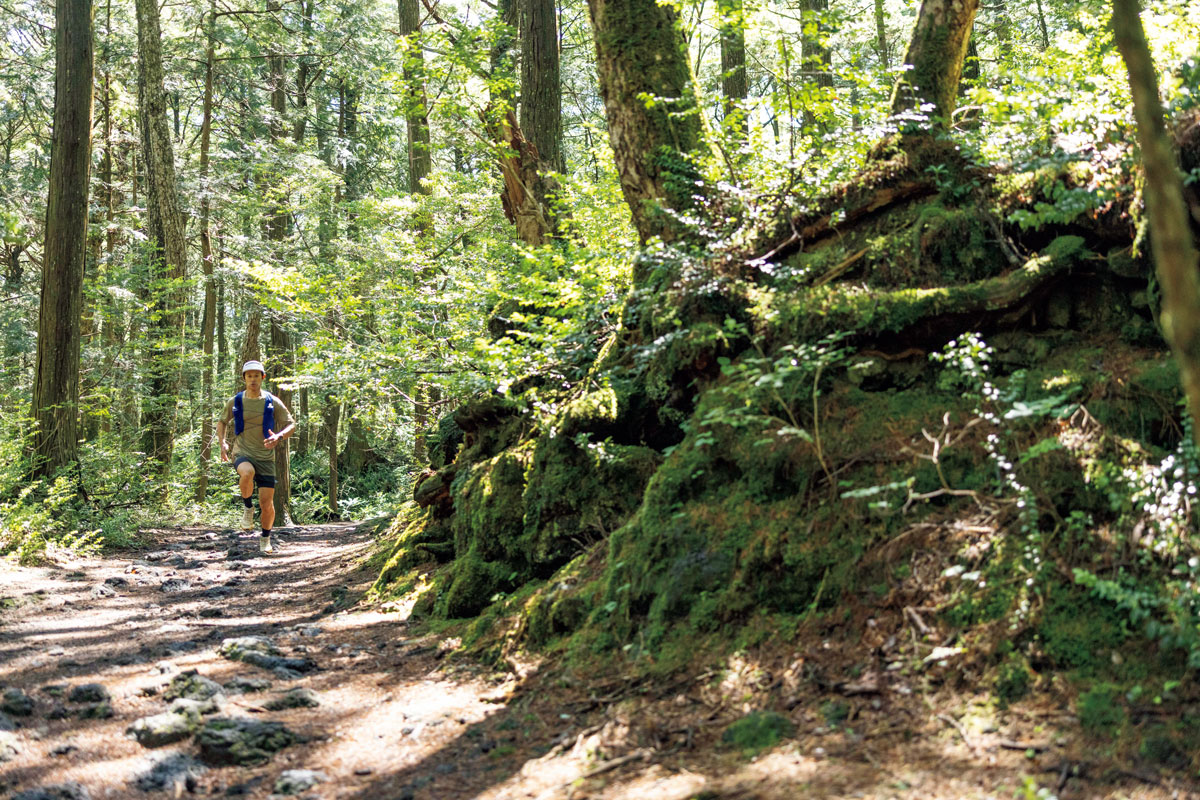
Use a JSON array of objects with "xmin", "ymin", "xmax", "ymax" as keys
[
  {"xmin": 258, "ymin": 486, "xmax": 276, "ymax": 552},
  {"xmin": 237, "ymin": 462, "xmax": 256, "ymax": 530}
]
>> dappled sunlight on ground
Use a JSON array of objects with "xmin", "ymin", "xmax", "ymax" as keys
[{"xmin": 0, "ymin": 521, "xmax": 1192, "ymax": 800}]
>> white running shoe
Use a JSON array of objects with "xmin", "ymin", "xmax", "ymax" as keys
[
  {"xmin": 259, "ymin": 535, "xmax": 274, "ymax": 554},
  {"xmin": 240, "ymin": 506, "xmax": 255, "ymax": 530}
]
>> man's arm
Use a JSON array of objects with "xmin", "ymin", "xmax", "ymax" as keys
[
  {"xmin": 216, "ymin": 419, "xmax": 231, "ymax": 461},
  {"xmin": 264, "ymin": 422, "xmax": 295, "ymax": 449}
]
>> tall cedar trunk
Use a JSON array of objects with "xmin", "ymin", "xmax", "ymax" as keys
[
  {"xmin": 197, "ymin": 0, "xmax": 217, "ymax": 501},
  {"xmin": 400, "ymin": 0, "xmax": 435, "ymax": 464},
  {"xmin": 799, "ymin": 0, "xmax": 833, "ymax": 130},
  {"xmin": 488, "ymin": 108, "xmax": 557, "ymax": 246},
  {"xmin": 586, "ymin": 0, "xmax": 705, "ymax": 251},
  {"xmin": 520, "ymin": 0, "xmax": 564, "ymax": 174},
  {"xmin": 322, "ymin": 309, "xmax": 340, "ymax": 515},
  {"xmin": 239, "ymin": 305, "xmax": 261, "ymax": 365},
  {"xmin": 270, "ymin": 318, "xmax": 294, "ymax": 524},
  {"xmin": 1113, "ymin": 0, "xmax": 1200, "ymax": 442},
  {"xmin": 889, "ymin": 0, "xmax": 979, "ymax": 126},
  {"xmin": 266, "ymin": 0, "xmax": 294, "ymax": 524},
  {"xmin": 993, "ymin": 0, "xmax": 1012, "ymax": 64},
  {"xmin": 217, "ymin": 272, "xmax": 227, "ymax": 377},
  {"xmin": 322, "ymin": 394, "xmax": 340, "ymax": 518},
  {"xmin": 961, "ymin": 34, "xmax": 979, "ymax": 87},
  {"xmin": 718, "ymin": 0, "xmax": 747, "ymax": 137},
  {"xmin": 135, "ymin": 0, "xmax": 189, "ymax": 476},
  {"xmin": 293, "ymin": 0, "xmax": 312, "ymax": 143},
  {"xmin": 296, "ymin": 387, "xmax": 308, "ymax": 457},
  {"xmin": 31, "ymin": 0, "xmax": 93, "ymax": 478},
  {"xmin": 398, "ymin": 0, "xmax": 432, "ymax": 201},
  {"xmin": 1035, "ymin": 0, "xmax": 1050, "ymax": 50},
  {"xmin": 799, "ymin": 0, "xmax": 832, "ymax": 88},
  {"xmin": 485, "ymin": 0, "xmax": 561, "ymax": 245},
  {"xmin": 874, "ymin": 0, "xmax": 890, "ymax": 70}
]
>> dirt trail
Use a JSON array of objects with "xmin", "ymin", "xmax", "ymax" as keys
[
  {"xmin": 0, "ymin": 523, "xmax": 523, "ymax": 799},
  {"xmin": 0, "ymin": 523, "xmax": 1191, "ymax": 800}
]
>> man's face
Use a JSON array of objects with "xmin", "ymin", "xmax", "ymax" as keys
[{"xmin": 243, "ymin": 370, "xmax": 265, "ymax": 391}]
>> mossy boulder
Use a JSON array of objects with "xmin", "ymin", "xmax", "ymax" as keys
[
  {"xmin": 439, "ymin": 557, "xmax": 514, "ymax": 618},
  {"xmin": 127, "ymin": 703, "xmax": 205, "ymax": 748},
  {"xmin": 523, "ymin": 434, "xmax": 660, "ymax": 570},
  {"xmin": 195, "ymin": 717, "xmax": 303, "ymax": 766},
  {"xmin": 426, "ymin": 411, "xmax": 465, "ymax": 469},
  {"xmin": 451, "ymin": 450, "xmax": 530, "ymax": 564},
  {"xmin": 163, "ymin": 671, "xmax": 224, "ymax": 703}
]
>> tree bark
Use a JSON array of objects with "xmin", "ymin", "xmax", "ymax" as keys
[
  {"xmin": 270, "ymin": 317, "xmax": 294, "ymax": 525},
  {"xmin": 266, "ymin": 0, "xmax": 294, "ymax": 523},
  {"xmin": 487, "ymin": 108, "xmax": 557, "ymax": 246},
  {"xmin": 520, "ymin": 0, "xmax": 564, "ymax": 174},
  {"xmin": 239, "ymin": 305, "xmax": 262, "ymax": 365},
  {"xmin": 296, "ymin": 387, "xmax": 308, "ymax": 457},
  {"xmin": 586, "ymin": 0, "xmax": 706, "ymax": 250},
  {"xmin": 322, "ymin": 308, "xmax": 341, "ymax": 517},
  {"xmin": 889, "ymin": 0, "xmax": 980, "ymax": 127},
  {"xmin": 874, "ymin": 0, "xmax": 890, "ymax": 71},
  {"xmin": 1113, "ymin": 0, "xmax": 1200, "ymax": 443},
  {"xmin": 323, "ymin": 394, "xmax": 340, "ymax": 518},
  {"xmin": 718, "ymin": 0, "xmax": 747, "ymax": 138},
  {"xmin": 799, "ymin": 0, "xmax": 833, "ymax": 89},
  {"xmin": 31, "ymin": 0, "xmax": 93, "ymax": 478},
  {"xmin": 197, "ymin": 0, "xmax": 217, "ymax": 502},
  {"xmin": 135, "ymin": 0, "xmax": 189, "ymax": 476},
  {"xmin": 399, "ymin": 0, "xmax": 432, "ymax": 201}
]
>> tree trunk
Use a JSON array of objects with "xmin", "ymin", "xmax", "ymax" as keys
[
  {"xmin": 1035, "ymin": 0, "xmax": 1050, "ymax": 50},
  {"xmin": 889, "ymin": 0, "xmax": 980, "ymax": 127},
  {"xmin": 266, "ymin": 0, "xmax": 294, "ymax": 523},
  {"xmin": 398, "ymin": 0, "xmax": 432, "ymax": 202},
  {"xmin": 296, "ymin": 387, "xmax": 308, "ymax": 457},
  {"xmin": 197, "ymin": 0, "xmax": 217, "ymax": 502},
  {"xmin": 520, "ymin": 0, "xmax": 564, "ymax": 174},
  {"xmin": 586, "ymin": 0, "xmax": 706, "ymax": 251},
  {"xmin": 31, "ymin": 0, "xmax": 93, "ymax": 478},
  {"xmin": 323, "ymin": 394, "xmax": 340, "ymax": 518},
  {"xmin": 270, "ymin": 317, "xmax": 294, "ymax": 525},
  {"xmin": 874, "ymin": 0, "xmax": 890, "ymax": 71},
  {"xmin": 340, "ymin": 414, "xmax": 372, "ymax": 477},
  {"xmin": 1113, "ymin": 0, "xmax": 1200, "ymax": 443},
  {"xmin": 217, "ymin": 273, "xmax": 227, "ymax": 378},
  {"xmin": 293, "ymin": 0, "xmax": 313, "ymax": 143},
  {"xmin": 239, "ymin": 306, "xmax": 262, "ymax": 365},
  {"xmin": 135, "ymin": 0, "xmax": 189, "ymax": 477},
  {"xmin": 798, "ymin": 0, "xmax": 833, "ymax": 130},
  {"xmin": 487, "ymin": 108, "xmax": 557, "ymax": 246},
  {"xmin": 799, "ymin": 0, "xmax": 833, "ymax": 89},
  {"xmin": 718, "ymin": 0, "xmax": 747, "ymax": 138}
]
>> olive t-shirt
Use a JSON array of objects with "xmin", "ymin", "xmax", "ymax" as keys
[{"xmin": 220, "ymin": 393, "xmax": 294, "ymax": 463}]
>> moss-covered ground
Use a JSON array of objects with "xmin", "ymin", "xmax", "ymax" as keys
[{"xmin": 367, "ymin": 142, "xmax": 1200, "ymax": 785}]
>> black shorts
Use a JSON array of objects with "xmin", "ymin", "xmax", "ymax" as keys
[{"xmin": 233, "ymin": 456, "xmax": 277, "ymax": 489}]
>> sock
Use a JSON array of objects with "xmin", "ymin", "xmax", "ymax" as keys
[
  {"xmin": 261, "ymin": 529, "xmax": 272, "ymax": 537},
  {"xmin": 242, "ymin": 497, "xmax": 253, "ymax": 508}
]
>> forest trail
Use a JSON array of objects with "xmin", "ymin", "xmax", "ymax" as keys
[{"xmin": 0, "ymin": 522, "xmax": 1187, "ymax": 800}]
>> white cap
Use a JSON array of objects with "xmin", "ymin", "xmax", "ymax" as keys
[{"xmin": 241, "ymin": 360, "xmax": 266, "ymax": 375}]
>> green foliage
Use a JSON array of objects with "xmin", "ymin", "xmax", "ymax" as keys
[
  {"xmin": 993, "ymin": 651, "xmax": 1034, "ymax": 706},
  {"xmin": 1078, "ymin": 683, "xmax": 1125, "ymax": 738},
  {"xmin": 720, "ymin": 710, "xmax": 794, "ymax": 756}
]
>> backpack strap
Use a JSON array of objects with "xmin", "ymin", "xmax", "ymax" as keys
[
  {"xmin": 261, "ymin": 391, "xmax": 276, "ymax": 437},
  {"xmin": 233, "ymin": 391, "xmax": 245, "ymax": 435}
]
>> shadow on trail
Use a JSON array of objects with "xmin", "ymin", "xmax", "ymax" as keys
[{"xmin": 0, "ymin": 522, "xmax": 373, "ymax": 687}]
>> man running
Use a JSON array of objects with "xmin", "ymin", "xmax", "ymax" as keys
[{"xmin": 216, "ymin": 360, "xmax": 296, "ymax": 553}]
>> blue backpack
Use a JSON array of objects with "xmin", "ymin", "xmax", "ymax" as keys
[{"xmin": 233, "ymin": 391, "xmax": 276, "ymax": 438}]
